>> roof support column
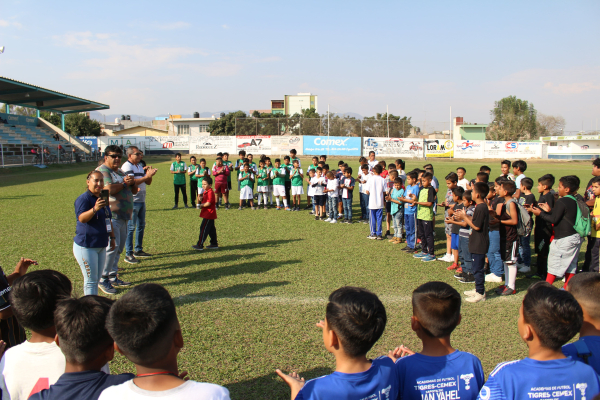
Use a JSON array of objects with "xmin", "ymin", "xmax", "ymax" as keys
[
  {"xmin": 4, "ymin": 104, "xmax": 8, "ymax": 114},
  {"xmin": 36, "ymin": 110, "xmax": 40, "ymax": 118},
  {"xmin": 61, "ymin": 113, "xmax": 65, "ymax": 131}
]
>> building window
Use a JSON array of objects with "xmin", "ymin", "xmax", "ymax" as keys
[
  {"xmin": 177, "ymin": 125, "xmax": 190, "ymax": 135},
  {"xmin": 199, "ymin": 125, "xmax": 209, "ymax": 133},
  {"xmin": 271, "ymin": 101, "xmax": 284, "ymax": 109},
  {"xmin": 549, "ymin": 142, "xmax": 557, "ymax": 146}
]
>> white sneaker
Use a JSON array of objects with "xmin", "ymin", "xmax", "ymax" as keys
[
  {"xmin": 485, "ymin": 273, "xmax": 503, "ymax": 283},
  {"xmin": 465, "ymin": 292, "xmax": 486, "ymax": 303},
  {"xmin": 437, "ymin": 254, "xmax": 452, "ymax": 262},
  {"xmin": 518, "ymin": 266, "xmax": 531, "ymax": 273},
  {"xmin": 324, "ymin": 218, "xmax": 332, "ymax": 222},
  {"xmin": 330, "ymin": 219, "xmax": 337, "ymax": 224},
  {"xmin": 517, "ymin": 263, "xmax": 526, "ymax": 269},
  {"xmin": 464, "ymin": 289, "xmax": 477, "ymax": 296}
]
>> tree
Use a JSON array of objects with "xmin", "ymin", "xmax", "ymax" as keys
[
  {"xmin": 363, "ymin": 113, "xmax": 413, "ymax": 137},
  {"xmin": 487, "ymin": 96, "xmax": 537, "ymax": 140},
  {"xmin": 39, "ymin": 111, "xmax": 62, "ymax": 127},
  {"xmin": 208, "ymin": 111, "xmax": 247, "ymax": 136},
  {"xmin": 63, "ymin": 113, "xmax": 101, "ymax": 136},
  {"xmin": 536, "ymin": 113, "xmax": 566, "ymax": 137}
]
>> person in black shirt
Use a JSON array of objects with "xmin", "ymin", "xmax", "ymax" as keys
[
  {"xmin": 516, "ymin": 178, "xmax": 537, "ymax": 274},
  {"xmin": 531, "ymin": 175, "xmax": 583, "ymax": 289},
  {"xmin": 525, "ymin": 174, "xmax": 555, "ymax": 280},
  {"xmin": 496, "ymin": 180, "xmax": 519, "ymax": 296},
  {"xmin": 456, "ymin": 182, "xmax": 490, "ymax": 303},
  {"xmin": 486, "ymin": 181, "xmax": 504, "ymax": 282},
  {"xmin": 581, "ymin": 158, "xmax": 600, "ymax": 272}
]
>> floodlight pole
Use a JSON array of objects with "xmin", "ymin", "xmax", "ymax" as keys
[
  {"xmin": 387, "ymin": 105, "xmax": 389, "ymax": 138},
  {"xmin": 4, "ymin": 104, "xmax": 9, "ymax": 113}
]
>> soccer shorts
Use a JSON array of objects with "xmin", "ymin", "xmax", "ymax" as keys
[
  {"xmin": 257, "ymin": 186, "xmax": 268, "ymax": 193},
  {"xmin": 240, "ymin": 186, "xmax": 253, "ymax": 200},
  {"xmin": 215, "ymin": 181, "xmax": 228, "ymax": 194},
  {"xmin": 385, "ymin": 201, "xmax": 391, "ymax": 214},
  {"xmin": 445, "ymin": 222, "xmax": 452, "ymax": 236},
  {"xmin": 501, "ymin": 240, "xmax": 518, "ymax": 264},
  {"xmin": 451, "ymin": 233, "xmax": 460, "ymax": 250},
  {"xmin": 292, "ymin": 186, "xmax": 304, "ymax": 195},
  {"xmin": 273, "ymin": 185, "xmax": 286, "ymax": 197},
  {"xmin": 314, "ymin": 194, "xmax": 326, "ymax": 206}
]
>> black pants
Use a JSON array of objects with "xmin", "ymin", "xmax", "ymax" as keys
[
  {"xmin": 591, "ymin": 238, "xmax": 600, "ymax": 273},
  {"xmin": 285, "ymin": 181, "xmax": 291, "ymax": 202},
  {"xmin": 174, "ymin": 184, "xmax": 187, "ymax": 206},
  {"xmin": 190, "ymin": 180, "xmax": 198, "ymax": 206},
  {"xmin": 198, "ymin": 218, "xmax": 217, "ymax": 247},
  {"xmin": 535, "ymin": 233, "xmax": 551, "ymax": 279},
  {"xmin": 472, "ymin": 253, "xmax": 486, "ymax": 295},
  {"xmin": 582, "ymin": 236, "xmax": 597, "ymax": 272},
  {"xmin": 417, "ymin": 219, "xmax": 434, "ymax": 255}
]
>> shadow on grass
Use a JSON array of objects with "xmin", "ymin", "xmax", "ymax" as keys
[
  {"xmin": 132, "ymin": 252, "xmax": 266, "ymax": 272},
  {"xmin": 136, "ymin": 258, "xmax": 302, "ymax": 286},
  {"xmin": 0, "ymin": 194, "xmax": 42, "ymax": 200},
  {"xmin": 175, "ymin": 281, "xmax": 291, "ymax": 305},
  {"xmin": 0, "ymin": 162, "xmax": 101, "ymax": 187},
  {"xmin": 224, "ymin": 367, "xmax": 332, "ymax": 400}
]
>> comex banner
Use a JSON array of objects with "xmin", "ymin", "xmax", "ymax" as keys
[
  {"xmin": 362, "ymin": 137, "xmax": 424, "ymax": 158},
  {"xmin": 304, "ymin": 136, "xmax": 361, "ymax": 156},
  {"xmin": 424, "ymin": 139, "xmax": 454, "ymax": 158}
]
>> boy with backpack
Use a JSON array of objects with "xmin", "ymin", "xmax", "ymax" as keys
[
  {"xmin": 531, "ymin": 175, "xmax": 588, "ymax": 288},
  {"xmin": 562, "ymin": 272, "xmax": 600, "ymax": 374},
  {"xmin": 495, "ymin": 180, "xmax": 520, "ymax": 296}
]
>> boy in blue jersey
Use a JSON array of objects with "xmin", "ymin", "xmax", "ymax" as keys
[
  {"xmin": 400, "ymin": 171, "xmax": 420, "ymax": 252},
  {"xmin": 562, "ymin": 272, "xmax": 600, "ymax": 374},
  {"xmin": 389, "ymin": 281, "xmax": 484, "ymax": 400},
  {"xmin": 478, "ymin": 282, "xmax": 600, "ymax": 400},
  {"xmin": 276, "ymin": 287, "xmax": 398, "ymax": 400}
]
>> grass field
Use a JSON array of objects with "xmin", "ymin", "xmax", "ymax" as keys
[{"xmin": 0, "ymin": 156, "xmax": 594, "ymax": 399}]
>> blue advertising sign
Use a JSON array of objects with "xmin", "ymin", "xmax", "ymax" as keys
[
  {"xmin": 0, "ymin": 112, "xmax": 38, "ymax": 127},
  {"xmin": 303, "ymin": 136, "xmax": 361, "ymax": 156},
  {"xmin": 78, "ymin": 136, "xmax": 98, "ymax": 150}
]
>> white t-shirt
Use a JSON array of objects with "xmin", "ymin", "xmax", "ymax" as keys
[
  {"xmin": 515, "ymin": 174, "xmax": 526, "ymax": 189},
  {"xmin": 360, "ymin": 174, "xmax": 370, "ymax": 194},
  {"xmin": 367, "ymin": 160, "xmax": 378, "ymax": 173},
  {"xmin": 358, "ymin": 168, "xmax": 366, "ymax": 192},
  {"xmin": 311, "ymin": 176, "xmax": 325, "ymax": 196},
  {"xmin": 0, "ymin": 341, "xmax": 65, "ymax": 400},
  {"xmin": 98, "ymin": 380, "xmax": 230, "ymax": 400},
  {"xmin": 366, "ymin": 175, "xmax": 385, "ymax": 209},
  {"xmin": 121, "ymin": 161, "xmax": 146, "ymax": 203},
  {"xmin": 398, "ymin": 169, "xmax": 406, "ymax": 183},
  {"xmin": 326, "ymin": 178, "xmax": 339, "ymax": 198},
  {"xmin": 457, "ymin": 178, "xmax": 469, "ymax": 190},
  {"xmin": 307, "ymin": 177, "xmax": 316, "ymax": 196}
]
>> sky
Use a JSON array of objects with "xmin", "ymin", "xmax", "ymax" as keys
[{"xmin": 0, "ymin": 0, "xmax": 599, "ymax": 131}]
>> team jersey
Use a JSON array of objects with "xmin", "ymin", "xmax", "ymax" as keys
[
  {"xmin": 238, "ymin": 172, "xmax": 254, "ymax": 188},
  {"xmin": 188, "ymin": 164, "xmax": 199, "ymax": 181},
  {"xmin": 248, "ymin": 162, "xmax": 257, "ymax": 173},
  {"xmin": 562, "ymin": 336, "xmax": 600, "ymax": 375},
  {"xmin": 265, "ymin": 166, "xmax": 273, "ymax": 185},
  {"xmin": 296, "ymin": 356, "xmax": 398, "ymax": 400},
  {"xmin": 390, "ymin": 187, "xmax": 405, "ymax": 214},
  {"xmin": 271, "ymin": 166, "xmax": 288, "ymax": 186},
  {"xmin": 341, "ymin": 177, "xmax": 355, "ymax": 199},
  {"xmin": 283, "ymin": 163, "xmax": 292, "ymax": 182},
  {"xmin": 396, "ymin": 351, "xmax": 484, "ymax": 400},
  {"xmin": 170, "ymin": 161, "xmax": 186, "ymax": 185},
  {"xmin": 477, "ymin": 357, "xmax": 600, "ymax": 400},
  {"xmin": 311, "ymin": 176, "xmax": 325, "ymax": 196},
  {"xmin": 195, "ymin": 167, "xmax": 211, "ymax": 179},
  {"xmin": 308, "ymin": 164, "xmax": 318, "ymax": 173},
  {"xmin": 417, "ymin": 186, "xmax": 436, "ymax": 221},
  {"xmin": 290, "ymin": 168, "xmax": 304, "ymax": 186},
  {"xmin": 222, "ymin": 160, "xmax": 233, "ymax": 182},
  {"xmin": 257, "ymin": 167, "xmax": 269, "ymax": 187},
  {"xmin": 405, "ymin": 185, "xmax": 420, "ymax": 214}
]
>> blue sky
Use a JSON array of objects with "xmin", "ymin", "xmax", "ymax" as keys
[{"xmin": 0, "ymin": 0, "xmax": 598, "ymax": 131}]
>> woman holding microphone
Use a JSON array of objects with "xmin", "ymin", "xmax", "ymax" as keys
[{"xmin": 73, "ymin": 170, "xmax": 115, "ymax": 295}]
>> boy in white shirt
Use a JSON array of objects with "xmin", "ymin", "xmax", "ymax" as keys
[
  {"xmin": 367, "ymin": 151, "xmax": 378, "ymax": 173},
  {"xmin": 359, "ymin": 164, "xmax": 370, "ymax": 224},
  {"xmin": 366, "ymin": 165, "xmax": 385, "ymax": 240},
  {"xmin": 310, "ymin": 167, "xmax": 327, "ymax": 220},
  {"xmin": 457, "ymin": 167, "xmax": 469, "ymax": 190},
  {"xmin": 100, "ymin": 284, "xmax": 230, "ymax": 400},
  {"xmin": 324, "ymin": 171, "xmax": 340, "ymax": 223},
  {"xmin": 0, "ymin": 271, "xmax": 72, "ymax": 400}
]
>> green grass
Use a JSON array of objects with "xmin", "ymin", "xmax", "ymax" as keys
[{"xmin": 0, "ymin": 156, "xmax": 593, "ymax": 399}]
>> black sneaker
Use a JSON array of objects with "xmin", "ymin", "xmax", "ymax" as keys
[
  {"xmin": 184, "ymin": 204, "xmax": 189, "ymax": 208},
  {"xmin": 458, "ymin": 273, "xmax": 475, "ymax": 283},
  {"xmin": 376, "ymin": 235, "xmax": 384, "ymax": 240},
  {"xmin": 133, "ymin": 251, "xmax": 152, "ymax": 258},
  {"xmin": 172, "ymin": 205, "xmax": 178, "ymax": 209},
  {"xmin": 454, "ymin": 271, "xmax": 467, "ymax": 279},
  {"xmin": 402, "ymin": 247, "xmax": 414, "ymax": 252},
  {"xmin": 483, "ymin": 267, "xmax": 491, "ymax": 275},
  {"xmin": 206, "ymin": 244, "xmax": 219, "ymax": 249},
  {"xmin": 110, "ymin": 276, "xmax": 132, "ymax": 287},
  {"xmin": 315, "ymin": 216, "xmax": 320, "ymax": 220},
  {"xmin": 192, "ymin": 244, "xmax": 204, "ymax": 251},
  {"xmin": 124, "ymin": 255, "xmax": 139, "ymax": 264},
  {"xmin": 98, "ymin": 280, "xmax": 117, "ymax": 295}
]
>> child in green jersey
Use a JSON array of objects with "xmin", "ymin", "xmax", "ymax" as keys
[
  {"xmin": 257, "ymin": 159, "xmax": 270, "ymax": 209},
  {"xmin": 238, "ymin": 163, "xmax": 255, "ymax": 210},
  {"xmin": 170, "ymin": 153, "xmax": 187, "ymax": 209},
  {"xmin": 265, "ymin": 157, "xmax": 274, "ymax": 206},
  {"xmin": 195, "ymin": 158, "xmax": 211, "ymax": 208},
  {"xmin": 290, "ymin": 159, "xmax": 304, "ymax": 211}
]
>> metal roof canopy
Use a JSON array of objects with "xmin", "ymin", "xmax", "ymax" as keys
[{"xmin": 0, "ymin": 76, "xmax": 109, "ymax": 114}]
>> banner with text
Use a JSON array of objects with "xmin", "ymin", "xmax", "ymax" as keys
[
  {"xmin": 271, "ymin": 136, "xmax": 303, "ymax": 155},
  {"xmin": 190, "ymin": 136, "xmax": 236, "ymax": 155},
  {"xmin": 0, "ymin": 112, "xmax": 38, "ymax": 127},
  {"xmin": 362, "ymin": 137, "xmax": 424, "ymax": 158},
  {"xmin": 484, "ymin": 141, "xmax": 542, "ymax": 159},
  {"xmin": 424, "ymin": 139, "xmax": 454, "ymax": 158},
  {"xmin": 236, "ymin": 136, "xmax": 272, "ymax": 154},
  {"xmin": 304, "ymin": 136, "xmax": 361, "ymax": 156},
  {"xmin": 454, "ymin": 140, "xmax": 484, "ymax": 159},
  {"xmin": 99, "ymin": 136, "xmax": 190, "ymax": 152},
  {"xmin": 77, "ymin": 136, "xmax": 99, "ymax": 151}
]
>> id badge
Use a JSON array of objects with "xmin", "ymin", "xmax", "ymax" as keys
[{"xmin": 106, "ymin": 218, "xmax": 112, "ymax": 233}]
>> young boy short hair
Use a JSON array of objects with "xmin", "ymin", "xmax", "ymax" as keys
[
  {"xmin": 447, "ymin": 187, "xmax": 465, "ymax": 271},
  {"xmin": 366, "ymin": 165, "xmax": 385, "ymax": 239},
  {"xmin": 29, "ymin": 296, "xmax": 134, "ymax": 400},
  {"xmin": 495, "ymin": 180, "xmax": 519, "ymax": 296},
  {"xmin": 439, "ymin": 172, "xmax": 458, "ymax": 262},
  {"xmin": 500, "ymin": 160, "xmax": 515, "ymax": 181},
  {"xmin": 101, "ymin": 284, "xmax": 230, "ymax": 400},
  {"xmin": 512, "ymin": 160, "xmax": 527, "ymax": 198},
  {"xmin": 290, "ymin": 159, "xmax": 304, "ymax": 211},
  {"xmin": 276, "ymin": 286, "xmax": 396, "ymax": 400},
  {"xmin": 526, "ymin": 174, "xmax": 555, "ymax": 280},
  {"xmin": 413, "ymin": 172, "xmax": 436, "ymax": 261},
  {"xmin": 562, "ymin": 272, "xmax": 600, "ymax": 373},
  {"xmin": 340, "ymin": 166, "xmax": 355, "ymax": 223},
  {"xmin": 192, "ymin": 176, "xmax": 219, "ymax": 251},
  {"xmin": 448, "ymin": 190, "xmax": 475, "ymax": 282},
  {"xmin": 586, "ymin": 176, "xmax": 600, "ymax": 273},
  {"xmin": 401, "ymin": 171, "xmax": 420, "ymax": 252},
  {"xmin": 0, "ymin": 270, "xmax": 72, "ymax": 400},
  {"xmin": 359, "ymin": 164, "xmax": 370, "ymax": 223},
  {"xmin": 386, "ymin": 177, "xmax": 405, "ymax": 243},
  {"xmin": 478, "ymin": 282, "xmax": 600, "ymax": 400},
  {"xmin": 390, "ymin": 282, "xmax": 484, "ymax": 400},
  {"xmin": 516, "ymin": 177, "xmax": 536, "ymax": 274},
  {"xmin": 457, "ymin": 167, "xmax": 469, "ymax": 190},
  {"xmin": 170, "ymin": 153, "xmax": 188, "ymax": 209}
]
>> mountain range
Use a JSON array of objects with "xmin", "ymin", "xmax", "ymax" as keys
[{"xmin": 90, "ymin": 111, "xmax": 365, "ymax": 123}]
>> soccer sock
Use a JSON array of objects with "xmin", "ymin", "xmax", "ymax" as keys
[
  {"xmin": 283, "ymin": 198, "xmax": 289, "ymax": 207},
  {"xmin": 546, "ymin": 273, "xmax": 556, "ymax": 284},
  {"xmin": 257, "ymin": 195, "xmax": 261, "ymax": 205},
  {"xmin": 263, "ymin": 194, "xmax": 268, "ymax": 205},
  {"xmin": 564, "ymin": 272, "xmax": 575, "ymax": 287},
  {"xmin": 504, "ymin": 262, "xmax": 509, "ymax": 282},
  {"xmin": 268, "ymin": 192, "xmax": 273, "ymax": 204},
  {"xmin": 507, "ymin": 264, "xmax": 517, "ymax": 290},
  {"xmin": 276, "ymin": 197, "xmax": 281, "ymax": 207}
]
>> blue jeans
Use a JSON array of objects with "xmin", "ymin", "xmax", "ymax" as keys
[
  {"xmin": 369, "ymin": 209, "xmax": 383, "ymax": 236},
  {"xmin": 405, "ymin": 213, "xmax": 417, "ymax": 249},
  {"xmin": 126, "ymin": 202, "xmax": 146, "ymax": 256},
  {"xmin": 393, "ymin": 211, "xmax": 403, "ymax": 238},
  {"xmin": 73, "ymin": 242, "xmax": 105, "ymax": 296},
  {"xmin": 518, "ymin": 235, "xmax": 531, "ymax": 267},
  {"xmin": 342, "ymin": 198, "xmax": 352, "ymax": 220},
  {"xmin": 103, "ymin": 218, "xmax": 127, "ymax": 279},
  {"xmin": 327, "ymin": 196, "xmax": 339, "ymax": 219},
  {"xmin": 487, "ymin": 230, "xmax": 503, "ymax": 276},
  {"xmin": 360, "ymin": 193, "xmax": 369, "ymax": 220},
  {"xmin": 459, "ymin": 236, "xmax": 473, "ymax": 274}
]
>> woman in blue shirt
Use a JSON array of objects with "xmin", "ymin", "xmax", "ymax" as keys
[{"xmin": 73, "ymin": 171, "xmax": 115, "ymax": 295}]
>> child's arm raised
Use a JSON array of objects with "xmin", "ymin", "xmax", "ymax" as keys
[
  {"xmin": 387, "ymin": 345, "xmax": 415, "ymax": 362},
  {"xmin": 275, "ymin": 370, "xmax": 305, "ymax": 400},
  {"xmin": 454, "ymin": 209, "xmax": 480, "ymax": 230}
]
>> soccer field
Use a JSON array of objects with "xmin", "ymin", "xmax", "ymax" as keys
[{"xmin": 0, "ymin": 156, "xmax": 593, "ymax": 400}]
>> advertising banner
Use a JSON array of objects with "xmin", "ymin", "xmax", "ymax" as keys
[
  {"xmin": 236, "ymin": 136, "xmax": 272, "ymax": 154},
  {"xmin": 424, "ymin": 139, "xmax": 454, "ymax": 158},
  {"xmin": 271, "ymin": 136, "xmax": 303, "ymax": 155},
  {"xmin": 304, "ymin": 136, "xmax": 361, "ymax": 156},
  {"xmin": 77, "ymin": 136, "xmax": 99, "ymax": 151},
  {"xmin": 484, "ymin": 141, "xmax": 541, "ymax": 159},
  {"xmin": 454, "ymin": 140, "xmax": 484, "ymax": 159},
  {"xmin": 189, "ymin": 136, "xmax": 236, "ymax": 155},
  {"xmin": 0, "ymin": 112, "xmax": 38, "ymax": 127},
  {"xmin": 98, "ymin": 136, "xmax": 190, "ymax": 152},
  {"xmin": 362, "ymin": 137, "xmax": 424, "ymax": 158}
]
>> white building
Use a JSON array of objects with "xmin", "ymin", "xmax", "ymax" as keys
[
  {"xmin": 284, "ymin": 93, "xmax": 318, "ymax": 116},
  {"xmin": 169, "ymin": 116, "xmax": 216, "ymax": 136}
]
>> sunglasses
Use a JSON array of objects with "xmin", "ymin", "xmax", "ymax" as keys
[
  {"xmin": 133, "ymin": 152, "xmax": 143, "ymax": 156},
  {"xmin": 107, "ymin": 154, "xmax": 122, "ymax": 159}
]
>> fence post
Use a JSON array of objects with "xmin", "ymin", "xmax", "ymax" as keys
[
  {"xmin": 1, "ymin": 143, "xmax": 3, "ymax": 167},
  {"xmin": 21, "ymin": 144, "xmax": 24, "ymax": 165}
]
